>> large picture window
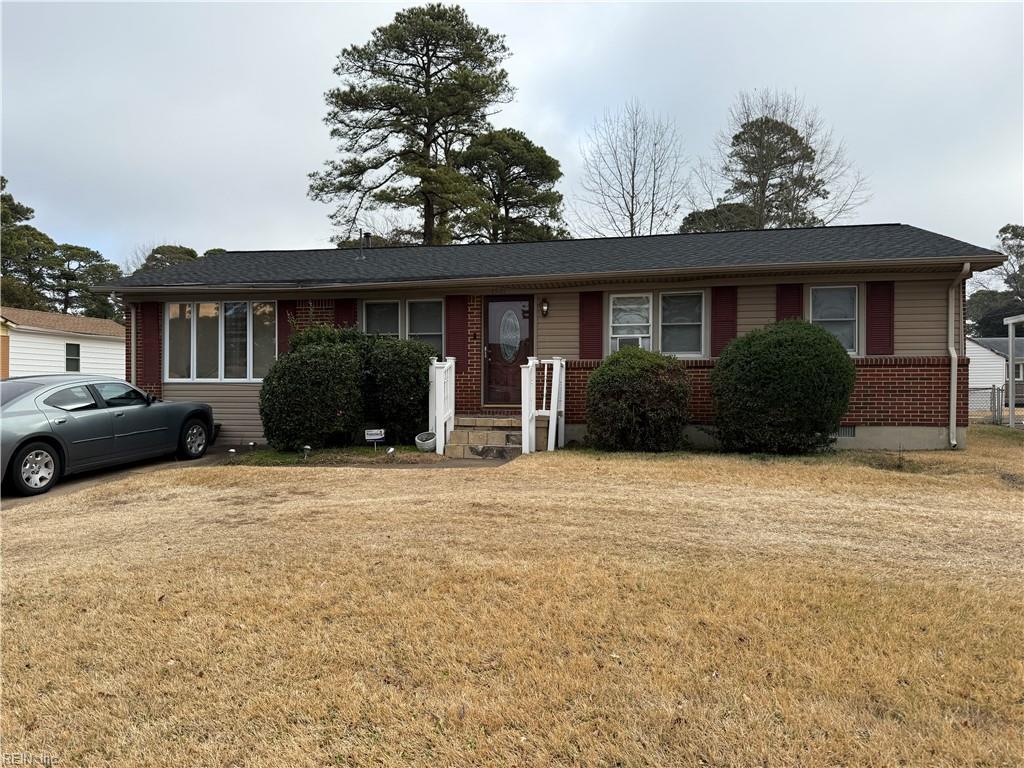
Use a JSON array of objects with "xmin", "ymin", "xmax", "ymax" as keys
[
  {"xmin": 810, "ymin": 286, "xmax": 858, "ymax": 353},
  {"xmin": 364, "ymin": 301, "xmax": 400, "ymax": 336},
  {"xmin": 610, "ymin": 294, "xmax": 652, "ymax": 351},
  {"xmin": 165, "ymin": 301, "xmax": 276, "ymax": 381},
  {"xmin": 660, "ymin": 293, "xmax": 703, "ymax": 356},
  {"xmin": 407, "ymin": 300, "xmax": 443, "ymax": 355}
]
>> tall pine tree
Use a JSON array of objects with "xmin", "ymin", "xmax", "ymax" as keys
[{"xmin": 309, "ymin": 4, "xmax": 512, "ymax": 245}]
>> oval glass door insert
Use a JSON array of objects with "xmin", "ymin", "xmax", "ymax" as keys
[{"xmin": 499, "ymin": 309, "xmax": 522, "ymax": 361}]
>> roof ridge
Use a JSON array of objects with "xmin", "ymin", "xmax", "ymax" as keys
[{"xmin": 214, "ymin": 222, "xmax": 909, "ymax": 256}]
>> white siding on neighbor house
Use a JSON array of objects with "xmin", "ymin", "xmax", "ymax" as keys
[
  {"xmin": 966, "ymin": 340, "xmax": 1006, "ymax": 389},
  {"xmin": 8, "ymin": 329, "xmax": 123, "ymax": 378}
]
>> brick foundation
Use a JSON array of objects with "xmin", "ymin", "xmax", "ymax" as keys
[{"xmin": 561, "ymin": 356, "xmax": 968, "ymax": 428}]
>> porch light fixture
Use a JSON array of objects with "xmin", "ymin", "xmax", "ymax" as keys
[{"xmin": 540, "ymin": 298, "xmax": 550, "ymax": 317}]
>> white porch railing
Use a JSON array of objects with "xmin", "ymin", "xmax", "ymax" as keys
[
  {"xmin": 520, "ymin": 356, "xmax": 566, "ymax": 454},
  {"xmin": 428, "ymin": 356, "xmax": 456, "ymax": 455}
]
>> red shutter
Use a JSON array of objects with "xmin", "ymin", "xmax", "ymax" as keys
[
  {"xmin": 865, "ymin": 281, "xmax": 895, "ymax": 356},
  {"xmin": 444, "ymin": 295, "xmax": 469, "ymax": 373},
  {"xmin": 710, "ymin": 286, "xmax": 738, "ymax": 357},
  {"xmin": 138, "ymin": 301, "xmax": 162, "ymax": 388},
  {"xmin": 334, "ymin": 298, "xmax": 357, "ymax": 328},
  {"xmin": 776, "ymin": 283, "xmax": 803, "ymax": 321},
  {"xmin": 579, "ymin": 291, "xmax": 604, "ymax": 359},
  {"xmin": 277, "ymin": 299, "xmax": 297, "ymax": 354}
]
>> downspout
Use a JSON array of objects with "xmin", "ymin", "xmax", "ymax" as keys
[{"xmin": 947, "ymin": 262, "xmax": 970, "ymax": 448}]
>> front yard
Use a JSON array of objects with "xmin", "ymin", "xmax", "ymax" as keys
[{"xmin": 2, "ymin": 427, "xmax": 1022, "ymax": 766}]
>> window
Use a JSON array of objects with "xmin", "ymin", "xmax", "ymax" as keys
[
  {"xmin": 94, "ymin": 382, "xmax": 148, "ymax": 408},
  {"xmin": 44, "ymin": 385, "xmax": 97, "ymax": 412},
  {"xmin": 660, "ymin": 293, "xmax": 703, "ymax": 356},
  {"xmin": 252, "ymin": 302, "xmax": 277, "ymax": 378},
  {"xmin": 364, "ymin": 301, "xmax": 400, "ymax": 336},
  {"xmin": 610, "ymin": 294, "xmax": 652, "ymax": 351},
  {"xmin": 64, "ymin": 343, "xmax": 81, "ymax": 372},
  {"xmin": 164, "ymin": 301, "xmax": 276, "ymax": 381},
  {"xmin": 810, "ymin": 286, "xmax": 858, "ymax": 353},
  {"xmin": 223, "ymin": 301, "xmax": 248, "ymax": 379},
  {"xmin": 167, "ymin": 303, "xmax": 192, "ymax": 379},
  {"xmin": 1015, "ymin": 363, "xmax": 1024, "ymax": 382},
  {"xmin": 407, "ymin": 300, "xmax": 443, "ymax": 355},
  {"xmin": 195, "ymin": 303, "xmax": 220, "ymax": 379}
]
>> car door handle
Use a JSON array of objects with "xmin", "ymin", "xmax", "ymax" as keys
[
  {"xmin": 113, "ymin": 411, "xmax": 125, "ymax": 418},
  {"xmin": 53, "ymin": 418, "xmax": 67, "ymax": 425}
]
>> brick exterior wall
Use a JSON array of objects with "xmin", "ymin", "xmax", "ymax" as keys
[
  {"xmin": 133, "ymin": 302, "xmax": 162, "ymax": 399},
  {"xmin": 560, "ymin": 356, "xmax": 968, "ymax": 428},
  {"xmin": 454, "ymin": 296, "xmax": 483, "ymax": 412}
]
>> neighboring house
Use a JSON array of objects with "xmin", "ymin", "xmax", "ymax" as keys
[
  {"xmin": 0, "ymin": 307, "xmax": 124, "ymax": 379},
  {"xmin": 104, "ymin": 223, "xmax": 1003, "ymax": 449},
  {"xmin": 966, "ymin": 336, "xmax": 1024, "ymax": 403}
]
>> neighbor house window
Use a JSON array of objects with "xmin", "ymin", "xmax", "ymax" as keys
[
  {"xmin": 810, "ymin": 286, "xmax": 858, "ymax": 353},
  {"xmin": 364, "ymin": 301, "xmax": 400, "ymax": 336},
  {"xmin": 610, "ymin": 294, "xmax": 652, "ymax": 351},
  {"xmin": 660, "ymin": 292, "xmax": 703, "ymax": 356},
  {"xmin": 64, "ymin": 343, "xmax": 81, "ymax": 372},
  {"xmin": 407, "ymin": 300, "xmax": 443, "ymax": 355},
  {"xmin": 165, "ymin": 301, "xmax": 276, "ymax": 381},
  {"xmin": 1015, "ymin": 363, "xmax": 1024, "ymax": 381}
]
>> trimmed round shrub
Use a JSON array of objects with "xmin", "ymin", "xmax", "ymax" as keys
[
  {"xmin": 363, "ymin": 336, "xmax": 436, "ymax": 444},
  {"xmin": 710, "ymin": 319, "xmax": 856, "ymax": 454},
  {"xmin": 288, "ymin": 323, "xmax": 365, "ymax": 353},
  {"xmin": 585, "ymin": 347, "xmax": 690, "ymax": 451},
  {"xmin": 259, "ymin": 343, "xmax": 363, "ymax": 451}
]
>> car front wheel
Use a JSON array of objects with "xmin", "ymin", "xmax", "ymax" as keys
[
  {"xmin": 178, "ymin": 418, "xmax": 209, "ymax": 460},
  {"xmin": 10, "ymin": 442, "xmax": 62, "ymax": 496}
]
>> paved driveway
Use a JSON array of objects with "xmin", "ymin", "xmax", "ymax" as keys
[{"xmin": 1, "ymin": 452, "xmax": 225, "ymax": 509}]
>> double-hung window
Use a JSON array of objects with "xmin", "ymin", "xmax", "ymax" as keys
[
  {"xmin": 610, "ymin": 294, "xmax": 652, "ymax": 351},
  {"xmin": 407, "ymin": 300, "xmax": 444, "ymax": 355},
  {"xmin": 660, "ymin": 293, "xmax": 703, "ymax": 356},
  {"xmin": 65, "ymin": 343, "xmax": 81, "ymax": 372},
  {"xmin": 363, "ymin": 301, "xmax": 400, "ymax": 337},
  {"xmin": 166, "ymin": 301, "xmax": 277, "ymax": 381},
  {"xmin": 810, "ymin": 286, "xmax": 858, "ymax": 354}
]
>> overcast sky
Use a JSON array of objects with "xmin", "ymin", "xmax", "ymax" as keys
[{"xmin": 2, "ymin": 1, "xmax": 1021, "ymax": 269}]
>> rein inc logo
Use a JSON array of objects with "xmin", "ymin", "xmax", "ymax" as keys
[{"xmin": 2, "ymin": 754, "xmax": 58, "ymax": 766}]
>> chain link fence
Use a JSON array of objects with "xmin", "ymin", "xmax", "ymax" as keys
[{"xmin": 969, "ymin": 386, "xmax": 1024, "ymax": 425}]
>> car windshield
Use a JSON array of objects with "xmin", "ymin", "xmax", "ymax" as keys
[{"xmin": 1, "ymin": 380, "xmax": 44, "ymax": 407}]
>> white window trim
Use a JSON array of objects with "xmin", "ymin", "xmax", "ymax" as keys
[
  {"xmin": 362, "ymin": 299, "xmax": 402, "ymax": 337},
  {"xmin": 1015, "ymin": 362, "xmax": 1024, "ymax": 381},
  {"xmin": 609, "ymin": 293, "xmax": 653, "ymax": 352},
  {"xmin": 163, "ymin": 300, "xmax": 277, "ymax": 383},
  {"xmin": 809, "ymin": 285, "xmax": 859, "ymax": 355},
  {"xmin": 405, "ymin": 298, "xmax": 445, "ymax": 356},
  {"xmin": 658, "ymin": 291, "xmax": 706, "ymax": 358}
]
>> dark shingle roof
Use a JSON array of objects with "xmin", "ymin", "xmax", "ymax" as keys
[
  {"xmin": 969, "ymin": 337, "xmax": 1024, "ymax": 359},
  {"xmin": 112, "ymin": 224, "xmax": 999, "ymax": 289}
]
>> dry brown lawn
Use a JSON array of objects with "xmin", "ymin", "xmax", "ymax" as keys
[{"xmin": 2, "ymin": 427, "xmax": 1022, "ymax": 766}]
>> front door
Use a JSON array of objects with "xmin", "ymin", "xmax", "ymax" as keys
[{"xmin": 484, "ymin": 296, "xmax": 532, "ymax": 404}]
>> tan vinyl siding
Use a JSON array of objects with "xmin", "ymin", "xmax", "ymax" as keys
[
  {"xmin": 535, "ymin": 293, "xmax": 579, "ymax": 359},
  {"xmin": 894, "ymin": 280, "xmax": 956, "ymax": 356},
  {"xmin": 736, "ymin": 285, "xmax": 775, "ymax": 335},
  {"xmin": 162, "ymin": 382, "xmax": 264, "ymax": 444}
]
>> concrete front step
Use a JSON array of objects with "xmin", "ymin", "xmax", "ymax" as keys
[
  {"xmin": 444, "ymin": 444, "xmax": 522, "ymax": 460},
  {"xmin": 454, "ymin": 415, "xmax": 521, "ymax": 429}
]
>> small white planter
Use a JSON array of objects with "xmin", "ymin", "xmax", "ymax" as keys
[{"xmin": 415, "ymin": 432, "xmax": 436, "ymax": 452}]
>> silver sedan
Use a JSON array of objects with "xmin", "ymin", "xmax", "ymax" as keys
[{"xmin": 1, "ymin": 375, "xmax": 215, "ymax": 496}]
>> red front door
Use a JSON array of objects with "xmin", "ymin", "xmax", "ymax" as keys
[{"xmin": 484, "ymin": 296, "xmax": 532, "ymax": 404}]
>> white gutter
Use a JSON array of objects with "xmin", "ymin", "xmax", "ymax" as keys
[{"xmin": 947, "ymin": 262, "xmax": 970, "ymax": 448}]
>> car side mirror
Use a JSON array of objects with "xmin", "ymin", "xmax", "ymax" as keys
[{"xmin": 145, "ymin": 393, "xmax": 154, "ymax": 405}]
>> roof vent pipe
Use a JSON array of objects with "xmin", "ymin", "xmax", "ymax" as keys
[{"xmin": 356, "ymin": 231, "xmax": 372, "ymax": 261}]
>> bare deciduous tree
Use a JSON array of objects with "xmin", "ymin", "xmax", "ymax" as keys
[
  {"xmin": 686, "ymin": 89, "xmax": 869, "ymax": 229},
  {"xmin": 573, "ymin": 100, "xmax": 686, "ymax": 237}
]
